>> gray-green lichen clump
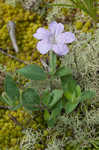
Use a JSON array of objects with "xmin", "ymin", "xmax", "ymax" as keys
[
  {"xmin": 5, "ymin": 0, "xmax": 22, "ymax": 7},
  {"xmin": 5, "ymin": 0, "xmax": 49, "ymax": 16},
  {"xmin": 20, "ymin": 108, "xmax": 99, "ymax": 150},
  {"xmin": 61, "ymin": 27, "xmax": 99, "ymax": 101},
  {"xmin": 46, "ymin": 0, "xmax": 71, "ymax": 23}
]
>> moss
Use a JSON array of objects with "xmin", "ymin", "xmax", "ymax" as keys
[
  {"xmin": 75, "ymin": 21, "xmax": 83, "ymax": 30},
  {"xmin": 0, "ymin": 101, "xmax": 45, "ymax": 149},
  {"xmin": 0, "ymin": 104, "xmax": 22, "ymax": 149},
  {"xmin": 82, "ymin": 20, "xmax": 92, "ymax": 32},
  {"xmin": 0, "ymin": 1, "xmax": 46, "ymax": 71}
]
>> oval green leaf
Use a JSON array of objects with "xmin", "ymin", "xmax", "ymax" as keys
[
  {"xmin": 16, "ymin": 64, "xmax": 47, "ymax": 80},
  {"xmin": 22, "ymin": 88, "xmax": 40, "ymax": 111},
  {"xmin": 4, "ymin": 74, "xmax": 20, "ymax": 102},
  {"xmin": 55, "ymin": 66, "xmax": 72, "ymax": 77}
]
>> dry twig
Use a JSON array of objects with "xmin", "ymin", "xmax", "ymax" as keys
[{"xmin": 0, "ymin": 48, "xmax": 28, "ymax": 65}]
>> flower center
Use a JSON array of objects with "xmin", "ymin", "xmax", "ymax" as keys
[{"xmin": 49, "ymin": 34, "xmax": 56, "ymax": 44}]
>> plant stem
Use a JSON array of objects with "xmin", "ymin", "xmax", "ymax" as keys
[
  {"xmin": 49, "ymin": 51, "xmax": 56, "ymax": 75},
  {"xmin": 0, "ymin": 48, "xmax": 28, "ymax": 64},
  {"xmin": 0, "ymin": 105, "xmax": 11, "ymax": 109},
  {"xmin": 49, "ymin": 51, "xmax": 53, "ymax": 74},
  {"xmin": 49, "ymin": 51, "xmax": 57, "ymax": 91},
  {"xmin": 8, "ymin": 114, "xmax": 25, "ymax": 129}
]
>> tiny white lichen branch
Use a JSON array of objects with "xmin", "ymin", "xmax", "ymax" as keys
[{"xmin": 7, "ymin": 21, "xmax": 19, "ymax": 53}]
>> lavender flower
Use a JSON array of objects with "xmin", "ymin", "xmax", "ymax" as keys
[{"xmin": 33, "ymin": 21, "xmax": 75, "ymax": 56}]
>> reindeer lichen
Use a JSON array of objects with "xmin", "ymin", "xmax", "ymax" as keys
[{"xmin": 61, "ymin": 27, "xmax": 99, "ymax": 102}]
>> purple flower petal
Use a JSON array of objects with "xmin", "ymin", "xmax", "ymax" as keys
[
  {"xmin": 33, "ymin": 27, "xmax": 51, "ymax": 40},
  {"xmin": 33, "ymin": 21, "xmax": 75, "ymax": 56},
  {"xmin": 52, "ymin": 44, "xmax": 69, "ymax": 56},
  {"xmin": 49, "ymin": 21, "xmax": 57, "ymax": 34},
  {"xmin": 49, "ymin": 21, "xmax": 64, "ymax": 36},
  {"xmin": 56, "ymin": 32, "xmax": 75, "ymax": 44},
  {"xmin": 37, "ymin": 40, "xmax": 52, "ymax": 54},
  {"xmin": 55, "ymin": 23, "xmax": 64, "ymax": 36}
]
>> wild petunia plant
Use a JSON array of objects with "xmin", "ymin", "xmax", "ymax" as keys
[{"xmin": 0, "ymin": 21, "xmax": 95, "ymax": 127}]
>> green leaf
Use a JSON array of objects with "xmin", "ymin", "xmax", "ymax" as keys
[
  {"xmin": 65, "ymin": 100, "xmax": 79, "ymax": 114},
  {"xmin": 47, "ymin": 119, "xmax": 56, "ymax": 128},
  {"xmin": 75, "ymin": 85, "xmax": 81, "ymax": 97},
  {"xmin": 4, "ymin": 74, "xmax": 20, "ymax": 102},
  {"xmin": 55, "ymin": 66, "xmax": 72, "ymax": 77},
  {"xmin": 42, "ymin": 89, "xmax": 52, "ymax": 106},
  {"xmin": 22, "ymin": 88, "xmax": 40, "ymax": 111},
  {"xmin": 44, "ymin": 109, "xmax": 50, "ymax": 121},
  {"xmin": 64, "ymin": 91, "xmax": 76, "ymax": 102},
  {"xmin": 51, "ymin": 101, "xmax": 62, "ymax": 119},
  {"xmin": 42, "ymin": 89, "xmax": 63, "ymax": 109},
  {"xmin": 61, "ymin": 75, "xmax": 77, "ymax": 93},
  {"xmin": 44, "ymin": 109, "xmax": 56, "ymax": 128},
  {"xmin": 79, "ymin": 90, "xmax": 95, "ymax": 103},
  {"xmin": 49, "ymin": 89, "xmax": 63, "ymax": 108},
  {"xmin": 10, "ymin": 103, "xmax": 22, "ymax": 111},
  {"xmin": 46, "ymin": 101, "xmax": 63, "ymax": 128},
  {"xmin": 48, "ymin": 3, "xmax": 74, "ymax": 8},
  {"xmin": 0, "ymin": 94, "xmax": 13, "ymax": 106},
  {"xmin": 0, "ymin": 95, "xmax": 4, "ymax": 102},
  {"xmin": 16, "ymin": 64, "xmax": 47, "ymax": 80}
]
